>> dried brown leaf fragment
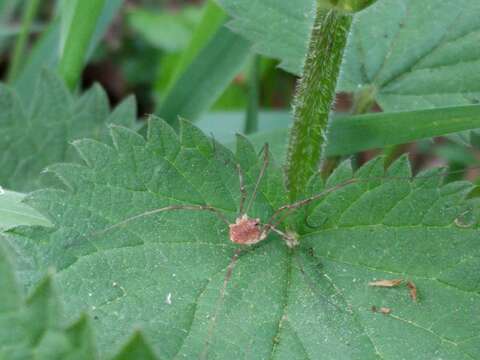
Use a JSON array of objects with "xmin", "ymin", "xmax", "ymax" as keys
[
  {"xmin": 371, "ymin": 306, "xmax": 392, "ymax": 315},
  {"xmin": 368, "ymin": 279, "xmax": 404, "ymax": 288},
  {"xmin": 407, "ymin": 281, "xmax": 417, "ymax": 302}
]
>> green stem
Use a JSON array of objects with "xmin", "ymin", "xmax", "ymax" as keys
[
  {"xmin": 58, "ymin": 0, "xmax": 106, "ymax": 90},
  {"xmin": 285, "ymin": 6, "xmax": 352, "ymax": 200},
  {"xmin": 244, "ymin": 55, "xmax": 261, "ymax": 134},
  {"xmin": 6, "ymin": 0, "xmax": 41, "ymax": 83}
]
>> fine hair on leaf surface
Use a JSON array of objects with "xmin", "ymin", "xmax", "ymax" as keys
[{"xmin": 3, "ymin": 118, "xmax": 480, "ymax": 359}]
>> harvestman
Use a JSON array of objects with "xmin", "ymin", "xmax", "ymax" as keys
[
  {"xmin": 93, "ymin": 142, "xmax": 478, "ymax": 287},
  {"xmin": 97, "ymin": 143, "xmax": 355, "ymax": 249},
  {"xmin": 94, "ymin": 142, "xmax": 358, "ymax": 357}
]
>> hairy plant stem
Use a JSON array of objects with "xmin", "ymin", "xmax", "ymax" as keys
[
  {"xmin": 285, "ymin": 6, "xmax": 352, "ymax": 201},
  {"xmin": 6, "ymin": 0, "xmax": 41, "ymax": 83}
]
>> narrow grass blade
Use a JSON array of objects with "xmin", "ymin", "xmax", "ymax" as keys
[
  {"xmin": 58, "ymin": 0, "xmax": 106, "ymax": 89},
  {"xmin": 326, "ymin": 105, "xmax": 480, "ymax": 156},
  {"xmin": 157, "ymin": 25, "xmax": 251, "ymax": 125}
]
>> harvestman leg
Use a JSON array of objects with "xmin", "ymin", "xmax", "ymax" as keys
[
  {"xmin": 261, "ymin": 178, "xmax": 358, "ymax": 238},
  {"xmin": 236, "ymin": 163, "xmax": 248, "ymax": 216},
  {"xmin": 94, "ymin": 204, "xmax": 231, "ymax": 236},
  {"xmin": 235, "ymin": 143, "xmax": 269, "ymax": 217},
  {"xmin": 244, "ymin": 143, "xmax": 270, "ymax": 215},
  {"xmin": 202, "ymin": 143, "xmax": 270, "ymax": 357}
]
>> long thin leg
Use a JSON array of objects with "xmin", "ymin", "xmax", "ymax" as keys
[
  {"xmin": 265, "ymin": 166, "xmax": 480, "ymax": 237},
  {"xmin": 263, "ymin": 178, "xmax": 358, "ymax": 232},
  {"xmin": 236, "ymin": 163, "xmax": 248, "ymax": 216},
  {"xmin": 245, "ymin": 143, "xmax": 270, "ymax": 215},
  {"xmin": 269, "ymin": 226, "xmax": 299, "ymax": 248},
  {"xmin": 201, "ymin": 248, "xmax": 242, "ymax": 359},
  {"xmin": 210, "ymin": 137, "xmax": 249, "ymax": 217},
  {"xmin": 94, "ymin": 204, "xmax": 231, "ymax": 237}
]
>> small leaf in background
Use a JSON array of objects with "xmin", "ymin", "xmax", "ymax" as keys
[
  {"xmin": 0, "ymin": 244, "xmax": 95, "ymax": 359},
  {"xmin": 157, "ymin": 25, "xmax": 251, "ymax": 124},
  {"xmin": 0, "ymin": 70, "xmax": 137, "ymax": 192},
  {"xmin": 4, "ymin": 120, "xmax": 480, "ymax": 359},
  {"xmin": 217, "ymin": 0, "xmax": 315, "ymax": 75},
  {"xmin": 0, "ymin": 0, "xmax": 24, "ymax": 52},
  {"xmin": 339, "ymin": 0, "xmax": 480, "ymax": 111},
  {"xmin": 13, "ymin": 0, "xmax": 123, "ymax": 100},
  {"xmin": 242, "ymin": 105, "xmax": 480, "ymax": 158},
  {"xmin": 58, "ymin": 0, "xmax": 107, "ymax": 89},
  {"xmin": 218, "ymin": 0, "xmax": 480, "ymax": 115},
  {"xmin": 0, "ymin": 189, "xmax": 51, "ymax": 231},
  {"xmin": 0, "ymin": 243, "xmax": 159, "ymax": 359},
  {"xmin": 153, "ymin": 0, "xmax": 249, "ymax": 115},
  {"xmin": 325, "ymin": 105, "xmax": 480, "ymax": 156},
  {"xmin": 127, "ymin": 6, "xmax": 202, "ymax": 53},
  {"xmin": 197, "ymin": 110, "xmax": 291, "ymax": 143}
]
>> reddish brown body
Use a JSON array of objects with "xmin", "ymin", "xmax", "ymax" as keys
[{"xmin": 229, "ymin": 215, "xmax": 266, "ymax": 245}]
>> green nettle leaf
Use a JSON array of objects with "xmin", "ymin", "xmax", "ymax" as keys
[
  {"xmin": 219, "ymin": 0, "xmax": 480, "ymax": 111},
  {"xmin": 217, "ymin": 0, "xmax": 315, "ymax": 74},
  {"xmin": 5, "ymin": 119, "xmax": 480, "ymax": 359},
  {"xmin": 339, "ymin": 0, "xmax": 480, "ymax": 111},
  {"xmin": 0, "ymin": 189, "xmax": 51, "ymax": 231},
  {"xmin": 0, "ymin": 244, "xmax": 95, "ymax": 359},
  {"xmin": 0, "ymin": 70, "xmax": 137, "ymax": 192},
  {"xmin": 0, "ymin": 243, "xmax": 159, "ymax": 359}
]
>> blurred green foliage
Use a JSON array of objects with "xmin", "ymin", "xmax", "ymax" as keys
[{"xmin": 0, "ymin": 0, "xmax": 478, "ymax": 178}]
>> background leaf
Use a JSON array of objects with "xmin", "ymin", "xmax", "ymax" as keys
[
  {"xmin": 166, "ymin": 0, "xmax": 227, "ymax": 88},
  {"xmin": 0, "ymin": 244, "xmax": 95, "ymax": 359},
  {"xmin": 14, "ymin": 0, "xmax": 123, "ymax": 100},
  {"xmin": 325, "ymin": 104, "xmax": 480, "ymax": 156},
  {"xmin": 339, "ymin": 0, "xmax": 480, "ymax": 111},
  {"xmin": 217, "ymin": 0, "xmax": 315, "ymax": 75},
  {"xmin": 0, "ymin": 243, "xmax": 158, "ymax": 359},
  {"xmin": 0, "ymin": 70, "xmax": 137, "ymax": 191},
  {"xmin": 0, "ymin": 190, "xmax": 51, "ymax": 231},
  {"xmin": 218, "ymin": 0, "xmax": 480, "ymax": 117},
  {"xmin": 157, "ymin": 24, "xmax": 251, "ymax": 124},
  {"xmin": 200, "ymin": 105, "xmax": 480, "ymax": 159},
  {"xmin": 5, "ymin": 120, "xmax": 480, "ymax": 359},
  {"xmin": 0, "ymin": 0, "xmax": 23, "ymax": 52},
  {"xmin": 127, "ymin": 6, "xmax": 202, "ymax": 53}
]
